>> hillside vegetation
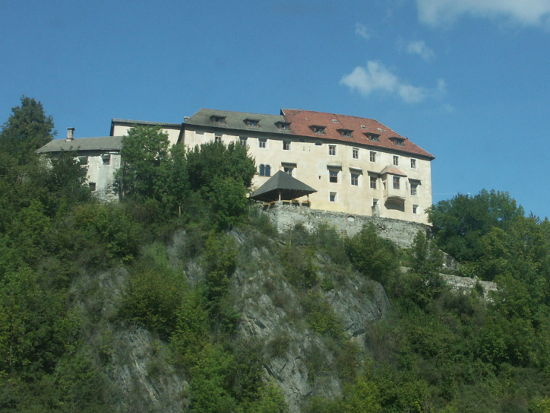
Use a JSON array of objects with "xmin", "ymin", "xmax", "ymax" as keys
[{"xmin": 0, "ymin": 98, "xmax": 549, "ymax": 413}]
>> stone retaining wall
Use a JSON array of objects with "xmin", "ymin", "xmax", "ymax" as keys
[{"xmin": 262, "ymin": 203, "xmax": 428, "ymax": 248}]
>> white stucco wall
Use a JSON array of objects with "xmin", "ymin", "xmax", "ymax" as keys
[
  {"xmin": 111, "ymin": 124, "xmax": 181, "ymax": 146},
  {"xmin": 183, "ymin": 128, "xmax": 433, "ymax": 224},
  {"xmin": 82, "ymin": 152, "xmax": 121, "ymax": 201}
]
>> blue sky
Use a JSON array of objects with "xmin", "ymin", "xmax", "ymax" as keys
[{"xmin": 1, "ymin": 0, "xmax": 549, "ymax": 218}]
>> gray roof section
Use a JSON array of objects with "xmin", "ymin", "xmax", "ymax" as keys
[
  {"xmin": 111, "ymin": 118, "xmax": 182, "ymax": 128},
  {"xmin": 186, "ymin": 108, "xmax": 294, "ymax": 135},
  {"xmin": 36, "ymin": 136, "xmax": 123, "ymax": 153},
  {"xmin": 250, "ymin": 171, "xmax": 317, "ymax": 202}
]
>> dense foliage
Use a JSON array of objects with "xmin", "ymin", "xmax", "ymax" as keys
[
  {"xmin": 0, "ymin": 97, "xmax": 548, "ymax": 412},
  {"xmin": 116, "ymin": 126, "xmax": 255, "ymax": 229}
]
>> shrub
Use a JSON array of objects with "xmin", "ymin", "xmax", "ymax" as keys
[
  {"xmin": 73, "ymin": 203, "xmax": 141, "ymax": 263},
  {"xmin": 345, "ymin": 224, "xmax": 399, "ymax": 285},
  {"xmin": 281, "ymin": 245, "xmax": 318, "ymax": 289},
  {"xmin": 120, "ymin": 244, "xmax": 186, "ymax": 338},
  {"xmin": 302, "ymin": 292, "xmax": 344, "ymax": 340}
]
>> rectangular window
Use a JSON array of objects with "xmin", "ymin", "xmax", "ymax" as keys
[
  {"xmin": 413, "ymin": 204, "xmax": 418, "ymax": 214},
  {"xmin": 329, "ymin": 145, "xmax": 336, "ymax": 155},
  {"xmin": 411, "ymin": 182, "xmax": 418, "ymax": 195},
  {"xmin": 393, "ymin": 176, "xmax": 400, "ymax": 189},
  {"xmin": 239, "ymin": 136, "xmax": 247, "ymax": 146},
  {"xmin": 352, "ymin": 147, "xmax": 359, "ymax": 159},
  {"xmin": 283, "ymin": 140, "xmax": 290, "ymax": 150},
  {"xmin": 89, "ymin": 182, "xmax": 96, "ymax": 191},
  {"xmin": 393, "ymin": 155, "xmax": 399, "ymax": 166},
  {"xmin": 329, "ymin": 169, "xmax": 338, "ymax": 183},
  {"xmin": 411, "ymin": 158, "xmax": 416, "ymax": 168},
  {"xmin": 351, "ymin": 173, "xmax": 359, "ymax": 186},
  {"xmin": 259, "ymin": 164, "xmax": 271, "ymax": 177},
  {"xmin": 259, "ymin": 138, "xmax": 266, "ymax": 148},
  {"xmin": 370, "ymin": 151, "xmax": 376, "ymax": 162},
  {"xmin": 329, "ymin": 192, "xmax": 336, "ymax": 202},
  {"xmin": 370, "ymin": 176, "xmax": 377, "ymax": 189},
  {"xmin": 215, "ymin": 134, "xmax": 222, "ymax": 143},
  {"xmin": 101, "ymin": 153, "xmax": 110, "ymax": 165}
]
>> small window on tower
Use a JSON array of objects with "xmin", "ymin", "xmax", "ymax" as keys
[
  {"xmin": 329, "ymin": 145, "xmax": 336, "ymax": 155},
  {"xmin": 244, "ymin": 118, "xmax": 259, "ymax": 127},
  {"xmin": 210, "ymin": 115, "xmax": 226, "ymax": 123},
  {"xmin": 370, "ymin": 151, "xmax": 376, "ymax": 162},
  {"xmin": 329, "ymin": 192, "xmax": 337, "ymax": 202},
  {"xmin": 370, "ymin": 176, "xmax": 377, "ymax": 189},
  {"xmin": 283, "ymin": 140, "xmax": 291, "ymax": 150},
  {"xmin": 275, "ymin": 121, "xmax": 290, "ymax": 130},
  {"xmin": 259, "ymin": 138, "xmax": 266, "ymax": 148},
  {"xmin": 390, "ymin": 137, "xmax": 405, "ymax": 146},
  {"xmin": 352, "ymin": 147, "xmax": 359, "ymax": 159},
  {"xmin": 393, "ymin": 176, "xmax": 400, "ymax": 189},
  {"xmin": 337, "ymin": 129, "xmax": 353, "ymax": 137},
  {"xmin": 310, "ymin": 125, "xmax": 326, "ymax": 134},
  {"xmin": 410, "ymin": 181, "xmax": 419, "ymax": 195},
  {"xmin": 329, "ymin": 169, "xmax": 338, "ymax": 183}
]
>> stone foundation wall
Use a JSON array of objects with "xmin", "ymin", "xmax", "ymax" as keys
[{"xmin": 262, "ymin": 203, "xmax": 429, "ymax": 248}]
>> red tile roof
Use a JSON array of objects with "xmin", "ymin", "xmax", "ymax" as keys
[{"xmin": 281, "ymin": 109, "xmax": 434, "ymax": 159}]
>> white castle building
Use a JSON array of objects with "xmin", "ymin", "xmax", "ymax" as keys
[{"xmin": 38, "ymin": 108, "xmax": 435, "ymax": 225}]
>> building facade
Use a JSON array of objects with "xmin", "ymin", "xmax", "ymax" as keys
[
  {"xmin": 37, "ymin": 128, "xmax": 122, "ymax": 201},
  {"xmin": 111, "ymin": 108, "xmax": 434, "ymax": 224}
]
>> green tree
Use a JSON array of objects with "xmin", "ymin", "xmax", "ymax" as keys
[
  {"xmin": 345, "ymin": 224, "xmax": 399, "ymax": 285},
  {"xmin": 116, "ymin": 126, "xmax": 170, "ymax": 200},
  {"xmin": 185, "ymin": 141, "xmax": 256, "ymax": 191},
  {"xmin": 0, "ymin": 96, "xmax": 54, "ymax": 165},
  {"xmin": 429, "ymin": 189, "xmax": 524, "ymax": 262}
]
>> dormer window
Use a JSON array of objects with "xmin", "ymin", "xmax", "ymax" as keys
[
  {"xmin": 310, "ymin": 125, "xmax": 326, "ymax": 134},
  {"xmin": 337, "ymin": 129, "xmax": 353, "ymax": 137},
  {"xmin": 210, "ymin": 115, "xmax": 226, "ymax": 123},
  {"xmin": 390, "ymin": 137, "xmax": 405, "ymax": 146},
  {"xmin": 275, "ymin": 121, "xmax": 290, "ymax": 130},
  {"xmin": 365, "ymin": 133, "xmax": 380, "ymax": 141},
  {"xmin": 244, "ymin": 118, "xmax": 259, "ymax": 127}
]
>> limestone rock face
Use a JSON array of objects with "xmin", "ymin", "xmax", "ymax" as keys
[
  {"xmin": 230, "ymin": 229, "xmax": 390, "ymax": 412},
  {"xmin": 72, "ymin": 268, "xmax": 188, "ymax": 413}
]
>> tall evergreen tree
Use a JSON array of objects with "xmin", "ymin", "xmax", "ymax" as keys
[{"xmin": 0, "ymin": 96, "xmax": 54, "ymax": 164}]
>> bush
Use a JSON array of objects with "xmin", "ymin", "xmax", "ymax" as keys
[
  {"xmin": 281, "ymin": 245, "xmax": 318, "ymax": 289},
  {"xmin": 345, "ymin": 225, "xmax": 399, "ymax": 285},
  {"xmin": 73, "ymin": 203, "xmax": 141, "ymax": 263},
  {"xmin": 302, "ymin": 292, "xmax": 344, "ymax": 340},
  {"xmin": 120, "ymin": 244, "xmax": 186, "ymax": 338}
]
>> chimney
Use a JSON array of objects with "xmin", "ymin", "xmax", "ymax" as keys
[{"xmin": 66, "ymin": 127, "xmax": 75, "ymax": 142}]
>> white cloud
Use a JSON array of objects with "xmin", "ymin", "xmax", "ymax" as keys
[
  {"xmin": 416, "ymin": 0, "xmax": 550, "ymax": 27},
  {"xmin": 340, "ymin": 61, "xmax": 427, "ymax": 103},
  {"xmin": 436, "ymin": 78, "xmax": 447, "ymax": 94},
  {"xmin": 355, "ymin": 23, "xmax": 371, "ymax": 40},
  {"xmin": 406, "ymin": 40, "xmax": 435, "ymax": 61}
]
